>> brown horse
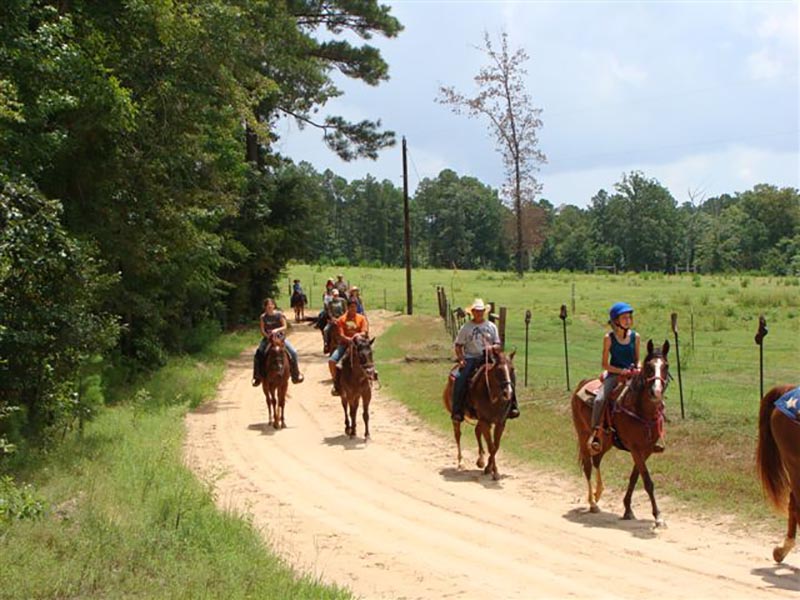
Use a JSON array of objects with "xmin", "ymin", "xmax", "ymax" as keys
[
  {"xmin": 571, "ymin": 339, "xmax": 670, "ymax": 527},
  {"xmin": 339, "ymin": 335, "xmax": 376, "ymax": 441},
  {"xmin": 261, "ymin": 334, "xmax": 290, "ymax": 429},
  {"xmin": 756, "ymin": 384, "xmax": 800, "ymax": 563},
  {"xmin": 290, "ymin": 291, "xmax": 307, "ymax": 323},
  {"xmin": 442, "ymin": 350, "xmax": 516, "ymax": 480}
]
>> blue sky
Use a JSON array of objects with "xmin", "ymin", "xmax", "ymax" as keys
[{"xmin": 275, "ymin": 1, "xmax": 799, "ymax": 208}]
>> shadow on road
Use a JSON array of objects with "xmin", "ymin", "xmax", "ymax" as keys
[
  {"xmin": 323, "ymin": 434, "xmax": 367, "ymax": 450},
  {"xmin": 438, "ymin": 466, "xmax": 505, "ymax": 489},
  {"xmin": 751, "ymin": 564, "xmax": 800, "ymax": 591},
  {"xmin": 562, "ymin": 506, "xmax": 659, "ymax": 540}
]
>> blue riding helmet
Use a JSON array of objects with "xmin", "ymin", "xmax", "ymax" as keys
[{"xmin": 609, "ymin": 302, "xmax": 634, "ymax": 321}]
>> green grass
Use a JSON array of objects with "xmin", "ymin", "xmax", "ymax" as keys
[{"xmin": 0, "ymin": 330, "xmax": 350, "ymax": 600}]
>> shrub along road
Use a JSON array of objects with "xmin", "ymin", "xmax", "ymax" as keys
[{"xmin": 184, "ymin": 310, "xmax": 797, "ymax": 599}]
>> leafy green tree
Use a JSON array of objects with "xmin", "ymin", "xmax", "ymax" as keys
[{"xmin": 0, "ymin": 176, "xmax": 118, "ymax": 440}]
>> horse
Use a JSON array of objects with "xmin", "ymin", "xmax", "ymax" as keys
[
  {"xmin": 571, "ymin": 339, "xmax": 670, "ymax": 527},
  {"xmin": 756, "ymin": 384, "xmax": 800, "ymax": 563},
  {"xmin": 442, "ymin": 350, "xmax": 516, "ymax": 480},
  {"xmin": 290, "ymin": 290, "xmax": 307, "ymax": 323},
  {"xmin": 261, "ymin": 333, "xmax": 290, "ymax": 429},
  {"xmin": 338, "ymin": 335, "xmax": 376, "ymax": 441}
]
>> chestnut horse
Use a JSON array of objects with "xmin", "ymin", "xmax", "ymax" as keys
[
  {"xmin": 261, "ymin": 334, "xmax": 290, "ymax": 429},
  {"xmin": 339, "ymin": 335, "xmax": 376, "ymax": 441},
  {"xmin": 442, "ymin": 350, "xmax": 516, "ymax": 480},
  {"xmin": 571, "ymin": 339, "xmax": 670, "ymax": 527},
  {"xmin": 756, "ymin": 384, "xmax": 800, "ymax": 563}
]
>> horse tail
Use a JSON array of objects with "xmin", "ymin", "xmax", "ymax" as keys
[
  {"xmin": 570, "ymin": 379, "xmax": 591, "ymax": 463},
  {"xmin": 756, "ymin": 386, "xmax": 789, "ymax": 512}
]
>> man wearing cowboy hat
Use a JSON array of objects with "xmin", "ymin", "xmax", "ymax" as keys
[{"xmin": 451, "ymin": 298, "xmax": 520, "ymax": 422}]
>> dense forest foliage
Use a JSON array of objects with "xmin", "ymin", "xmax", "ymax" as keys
[
  {"xmin": 1, "ymin": 1, "xmax": 798, "ymax": 456},
  {"xmin": 1, "ymin": 0, "xmax": 401, "ymax": 449}
]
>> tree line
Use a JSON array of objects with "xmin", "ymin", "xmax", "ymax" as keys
[{"xmin": 297, "ymin": 167, "xmax": 800, "ymax": 276}]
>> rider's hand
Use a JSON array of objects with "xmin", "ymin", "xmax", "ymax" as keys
[{"xmin": 458, "ymin": 359, "xmax": 466, "ymax": 368}]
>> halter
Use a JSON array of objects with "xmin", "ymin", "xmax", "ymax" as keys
[
  {"xmin": 482, "ymin": 337, "xmax": 513, "ymax": 400},
  {"xmin": 347, "ymin": 336, "xmax": 376, "ymax": 387}
]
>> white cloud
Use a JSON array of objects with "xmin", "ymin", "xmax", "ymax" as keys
[{"xmin": 746, "ymin": 48, "xmax": 784, "ymax": 80}]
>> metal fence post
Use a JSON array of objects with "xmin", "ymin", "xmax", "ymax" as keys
[
  {"xmin": 670, "ymin": 312, "xmax": 685, "ymax": 419},
  {"xmin": 524, "ymin": 309, "xmax": 531, "ymax": 387},
  {"xmin": 755, "ymin": 315, "xmax": 768, "ymax": 400},
  {"xmin": 559, "ymin": 304, "xmax": 570, "ymax": 391}
]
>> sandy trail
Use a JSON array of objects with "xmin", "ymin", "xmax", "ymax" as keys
[{"xmin": 184, "ymin": 310, "xmax": 799, "ymax": 599}]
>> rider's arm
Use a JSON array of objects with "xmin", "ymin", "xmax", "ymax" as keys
[
  {"xmin": 454, "ymin": 343, "xmax": 466, "ymax": 366},
  {"xmin": 259, "ymin": 314, "xmax": 268, "ymax": 338},
  {"xmin": 272, "ymin": 313, "xmax": 287, "ymax": 335}
]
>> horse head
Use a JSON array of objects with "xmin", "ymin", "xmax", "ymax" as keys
[
  {"xmin": 487, "ymin": 349, "xmax": 516, "ymax": 403},
  {"xmin": 636, "ymin": 339, "xmax": 670, "ymax": 404},
  {"xmin": 350, "ymin": 335, "xmax": 376, "ymax": 379},
  {"xmin": 265, "ymin": 333, "xmax": 287, "ymax": 376}
]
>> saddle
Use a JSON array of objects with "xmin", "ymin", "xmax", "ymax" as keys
[
  {"xmin": 575, "ymin": 375, "xmax": 631, "ymax": 405},
  {"xmin": 775, "ymin": 386, "xmax": 800, "ymax": 421}
]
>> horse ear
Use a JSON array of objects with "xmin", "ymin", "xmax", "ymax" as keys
[
  {"xmin": 508, "ymin": 350, "xmax": 516, "ymax": 362},
  {"xmin": 662, "ymin": 339, "xmax": 670, "ymax": 357},
  {"xmin": 369, "ymin": 337, "xmax": 376, "ymax": 346},
  {"xmin": 647, "ymin": 339, "xmax": 654, "ymax": 356}
]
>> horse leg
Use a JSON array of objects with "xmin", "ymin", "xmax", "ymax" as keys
[
  {"xmin": 341, "ymin": 396, "xmax": 351, "ymax": 436},
  {"xmin": 636, "ymin": 453, "xmax": 664, "ymax": 527},
  {"xmin": 453, "ymin": 421, "xmax": 464, "ymax": 470},
  {"xmin": 348, "ymin": 398, "xmax": 359, "ymax": 439},
  {"xmin": 622, "ymin": 464, "xmax": 640, "ymax": 520},
  {"xmin": 480, "ymin": 423, "xmax": 495, "ymax": 476},
  {"xmin": 592, "ymin": 454, "xmax": 605, "ymax": 505},
  {"xmin": 488, "ymin": 421, "xmax": 506, "ymax": 480},
  {"xmin": 279, "ymin": 385, "xmax": 287, "ymax": 429},
  {"xmin": 474, "ymin": 425, "xmax": 486, "ymax": 469},
  {"xmin": 774, "ymin": 492, "xmax": 798, "ymax": 563},
  {"xmin": 362, "ymin": 389, "xmax": 371, "ymax": 442}
]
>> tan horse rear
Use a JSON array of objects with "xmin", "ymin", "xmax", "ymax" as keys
[
  {"xmin": 442, "ymin": 351, "xmax": 516, "ymax": 480},
  {"xmin": 756, "ymin": 384, "xmax": 800, "ymax": 563}
]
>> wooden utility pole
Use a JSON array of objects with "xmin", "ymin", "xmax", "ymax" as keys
[{"xmin": 402, "ymin": 136, "xmax": 413, "ymax": 315}]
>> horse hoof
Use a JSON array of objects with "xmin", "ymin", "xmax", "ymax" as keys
[
  {"xmin": 622, "ymin": 511, "xmax": 635, "ymax": 521},
  {"xmin": 483, "ymin": 465, "xmax": 491, "ymax": 475},
  {"xmin": 773, "ymin": 547, "xmax": 787, "ymax": 563},
  {"xmin": 281, "ymin": 422, "xmax": 286, "ymax": 429},
  {"xmin": 589, "ymin": 504, "xmax": 600, "ymax": 514},
  {"xmin": 476, "ymin": 458, "xmax": 486, "ymax": 469},
  {"xmin": 654, "ymin": 518, "xmax": 667, "ymax": 529},
  {"xmin": 492, "ymin": 471, "xmax": 499, "ymax": 481}
]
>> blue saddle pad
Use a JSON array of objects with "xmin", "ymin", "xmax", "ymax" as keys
[{"xmin": 775, "ymin": 387, "xmax": 800, "ymax": 420}]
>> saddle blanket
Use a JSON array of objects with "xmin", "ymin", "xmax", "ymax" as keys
[{"xmin": 775, "ymin": 386, "xmax": 800, "ymax": 420}]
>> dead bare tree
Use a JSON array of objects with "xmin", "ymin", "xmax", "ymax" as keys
[{"xmin": 437, "ymin": 31, "xmax": 546, "ymax": 275}]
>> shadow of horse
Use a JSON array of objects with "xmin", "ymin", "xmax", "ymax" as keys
[
  {"xmin": 561, "ymin": 507, "xmax": 658, "ymax": 540},
  {"xmin": 438, "ymin": 467, "xmax": 505, "ymax": 489},
  {"xmin": 323, "ymin": 434, "xmax": 367, "ymax": 450},
  {"xmin": 756, "ymin": 384, "xmax": 800, "ymax": 563},
  {"xmin": 750, "ymin": 565, "xmax": 800, "ymax": 591},
  {"xmin": 247, "ymin": 422, "xmax": 279, "ymax": 436}
]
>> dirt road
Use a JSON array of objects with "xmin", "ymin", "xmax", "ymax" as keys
[{"xmin": 184, "ymin": 311, "xmax": 798, "ymax": 599}]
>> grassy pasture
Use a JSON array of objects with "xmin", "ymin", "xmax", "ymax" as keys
[{"xmin": 284, "ymin": 264, "xmax": 799, "ymax": 523}]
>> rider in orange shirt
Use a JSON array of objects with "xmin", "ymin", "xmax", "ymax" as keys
[{"xmin": 328, "ymin": 297, "xmax": 369, "ymax": 395}]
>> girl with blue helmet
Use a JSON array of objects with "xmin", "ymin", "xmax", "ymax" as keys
[{"xmin": 587, "ymin": 302, "xmax": 641, "ymax": 453}]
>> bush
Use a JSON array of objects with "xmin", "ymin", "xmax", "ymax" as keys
[{"xmin": 0, "ymin": 475, "xmax": 44, "ymax": 524}]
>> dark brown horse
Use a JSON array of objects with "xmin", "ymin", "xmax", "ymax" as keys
[
  {"xmin": 442, "ymin": 350, "xmax": 516, "ymax": 480},
  {"xmin": 339, "ymin": 335, "xmax": 376, "ymax": 441},
  {"xmin": 290, "ymin": 290, "xmax": 307, "ymax": 323},
  {"xmin": 261, "ymin": 334, "xmax": 290, "ymax": 429},
  {"xmin": 571, "ymin": 339, "xmax": 670, "ymax": 527},
  {"xmin": 756, "ymin": 384, "xmax": 800, "ymax": 563}
]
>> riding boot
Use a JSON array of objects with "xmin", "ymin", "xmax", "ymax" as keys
[
  {"xmin": 288, "ymin": 353, "xmax": 304, "ymax": 384},
  {"xmin": 451, "ymin": 390, "xmax": 465, "ymax": 423},
  {"xmin": 588, "ymin": 396, "xmax": 606, "ymax": 453}
]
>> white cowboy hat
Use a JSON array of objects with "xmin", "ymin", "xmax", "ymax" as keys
[{"xmin": 470, "ymin": 298, "xmax": 486, "ymax": 312}]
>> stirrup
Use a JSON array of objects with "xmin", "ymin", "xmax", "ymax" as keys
[{"xmin": 587, "ymin": 429, "xmax": 602, "ymax": 453}]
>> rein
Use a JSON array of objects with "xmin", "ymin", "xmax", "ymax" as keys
[{"xmin": 615, "ymin": 366, "xmax": 667, "ymax": 441}]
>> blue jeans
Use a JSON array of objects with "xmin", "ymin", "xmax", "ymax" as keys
[
  {"xmin": 452, "ymin": 357, "xmax": 483, "ymax": 416},
  {"xmin": 591, "ymin": 373, "xmax": 618, "ymax": 429},
  {"xmin": 254, "ymin": 338, "xmax": 299, "ymax": 379},
  {"xmin": 329, "ymin": 343, "xmax": 348, "ymax": 364}
]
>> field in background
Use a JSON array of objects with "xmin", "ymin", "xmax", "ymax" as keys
[{"xmin": 282, "ymin": 264, "xmax": 798, "ymax": 418}]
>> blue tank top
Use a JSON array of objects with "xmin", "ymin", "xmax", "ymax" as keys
[{"xmin": 608, "ymin": 330, "xmax": 636, "ymax": 369}]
